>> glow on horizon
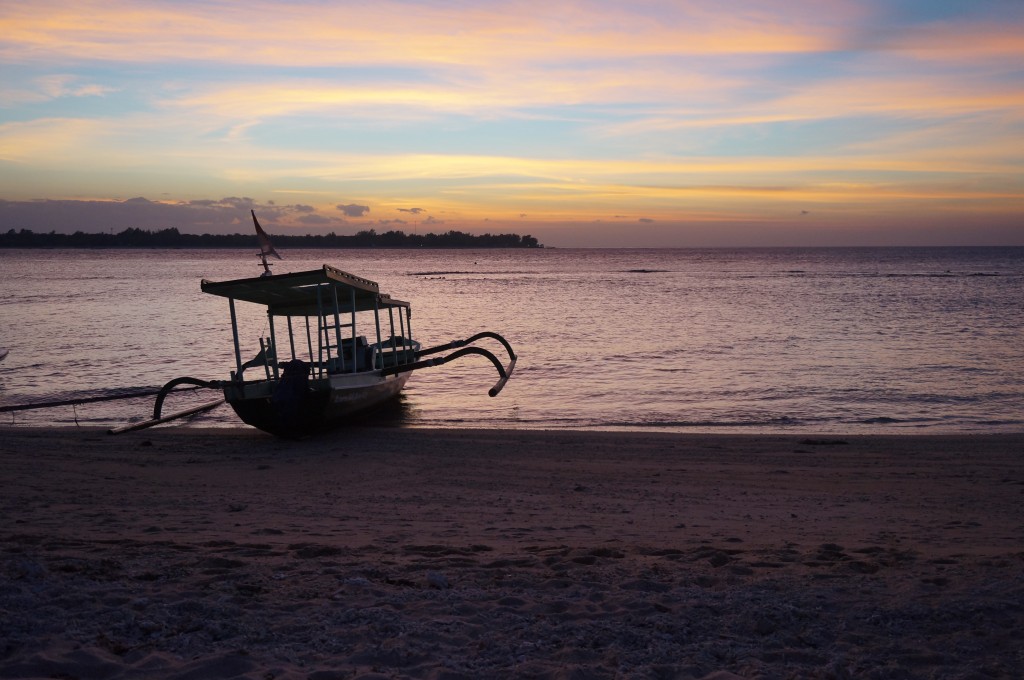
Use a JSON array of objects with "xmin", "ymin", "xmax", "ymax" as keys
[{"xmin": 1, "ymin": 0, "xmax": 1023, "ymax": 246}]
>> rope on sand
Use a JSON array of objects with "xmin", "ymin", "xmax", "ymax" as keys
[{"xmin": 0, "ymin": 386, "xmax": 196, "ymax": 413}]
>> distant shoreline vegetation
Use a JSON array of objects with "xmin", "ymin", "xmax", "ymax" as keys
[{"xmin": 0, "ymin": 227, "xmax": 542, "ymax": 249}]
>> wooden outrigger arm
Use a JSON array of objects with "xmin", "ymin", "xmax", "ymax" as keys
[
  {"xmin": 108, "ymin": 398, "xmax": 224, "ymax": 435},
  {"xmin": 380, "ymin": 331, "xmax": 518, "ymax": 397},
  {"xmin": 417, "ymin": 331, "xmax": 516, "ymax": 362},
  {"xmin": 152, "ymin": 376, "xmax": 221, "ymax": 419}
]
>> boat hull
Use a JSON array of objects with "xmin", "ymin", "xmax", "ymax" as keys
[{"xmin": 223, "ymin": 371, "xmax": 412, "ymax": 437}]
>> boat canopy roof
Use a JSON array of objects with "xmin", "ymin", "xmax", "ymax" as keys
[{"xmin": 201, "ymin": 265, "xmax": 410, "ymax": 317}]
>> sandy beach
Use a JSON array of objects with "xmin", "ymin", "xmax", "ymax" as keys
[{"xmin": 1, "ymin": 427, "xmax": 1022, "ymax": 679}]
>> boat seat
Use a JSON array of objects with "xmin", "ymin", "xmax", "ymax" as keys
[{"xmin": 328, "ymin": 336, "xmax": 372, "ymax": 373}]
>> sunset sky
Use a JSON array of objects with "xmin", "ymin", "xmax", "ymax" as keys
[{"xmin": 2, "ymin": 0, "xmax": 1023, "ymax": 246}]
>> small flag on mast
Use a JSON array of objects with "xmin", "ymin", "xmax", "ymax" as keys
[
  {"xmin": 251, "ymin": 210, "xmax": 282, "ymax": 276},
  {"xmin": 252, "ymin": 210, "xmax": 282, "ymax": 260}
]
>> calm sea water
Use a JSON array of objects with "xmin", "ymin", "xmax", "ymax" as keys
[{"xmin": 1, "ymin": 247, "xmax": 1022, "ymax": 434}]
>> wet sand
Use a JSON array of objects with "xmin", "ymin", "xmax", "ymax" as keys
[{"xmin": 1, "ymin": 427, "xmax": 1022, "ymax": 679}]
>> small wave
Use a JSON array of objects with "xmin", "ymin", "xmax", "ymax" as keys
[
  {"xmin": 622, "ymin": 269, "xmax": 671, "ymax": 274},
  {"xmin": 408, "ymin": 270, "xmax": 533, "ymax": 276},
  {"xmin": 883, "ymin": 273, "xmax": 955, "ymax": 278},
  {"xmin": 866, "ymin": 272, "xmax": 1001, "ymax": 279},
  {"xmin": 410, "ymin": 271, "xmax": 477, "ymax": 276},
  {"xmin": 602, "ymin": 346, "xmax": 691, "ymax": 363},
  {"xmin": 599, "ymin": 415, "xmax": 807, "ymax": 429},
  {"xmin": 853, "ymin": 416, "xmax": 943, "ymax": 425},
  {"xmin": 816, "ymin": 271, "xmax": 1008, "ymax": 279}
]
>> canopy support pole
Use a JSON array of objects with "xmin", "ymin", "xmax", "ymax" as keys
[{"xmin": 229, "ymin": 298, "xmax": 243, "ymax": 379}]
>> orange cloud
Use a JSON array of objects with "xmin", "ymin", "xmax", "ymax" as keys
[
  {"xmin": 0, "ymin": 0, "xmax": 858, "ymax": 67},
  {"xmin": 0, "ymin": 118, "xmax": 104, "ymax": 162}
]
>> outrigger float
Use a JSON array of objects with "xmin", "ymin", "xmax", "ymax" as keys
[{"xmin": 0, "ymin": 212, "xmax": 517, "ymax": 437}]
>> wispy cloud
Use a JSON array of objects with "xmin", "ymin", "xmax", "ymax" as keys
[
  {"xmin": 34, "ymin": 74, "xmax": 117, "ymax": 99},
  {"xmin": 0, "ymin": 196, "xmax": 348, "ymax": 232},
  {"xmin": 0, "ymin": 0, "xmax": 856, "ymax": 65},
  {"xmin": 1, "ymin": 0, "xmax": 1022, "ymax": 244},
  {"xmin": 0, "ymin": 74, "xmax": 116, "ymax": 106},
  {"xmin": 0, "ymin": 118, "xmax": 104, "ymax": 162}
]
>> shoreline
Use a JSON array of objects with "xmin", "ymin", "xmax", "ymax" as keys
[{"xmin": 2, "ymin": 427, "xmax": 1022, "ymax": 678}]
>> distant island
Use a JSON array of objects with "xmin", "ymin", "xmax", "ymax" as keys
[{"xmin": 0, "ymin": 227, "xmax": 542, "ymax": 249}]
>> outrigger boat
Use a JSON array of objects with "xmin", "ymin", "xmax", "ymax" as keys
[
  {"xmin": 1, "ymin": 212, "xmax": 516, "ymax": 436},
  {"xmin": 167, "ymin": 212, "xmax": 516, "ymax": 437}
]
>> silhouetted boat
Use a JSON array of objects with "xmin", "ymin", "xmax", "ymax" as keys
[{"xmin": 180, "ymin": 212, "xmax": 517, "ymax": 437}]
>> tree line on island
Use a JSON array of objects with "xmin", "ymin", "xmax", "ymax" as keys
[{"xmin": 0, "ymin": 227, "xmax": 542, "ymax": 249}]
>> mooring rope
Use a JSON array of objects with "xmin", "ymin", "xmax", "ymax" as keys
[{"xmin": 0, "ymin": 384, "xmax": 209, "ymax": 414}]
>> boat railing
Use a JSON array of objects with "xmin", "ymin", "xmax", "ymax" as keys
[
  {"xmin": 233, "ymin": 332, "xmax": 426, "ymax": 379},
  {"xmin": 370, "ymin": 336, "xmax": 418, "ymax": 370}
]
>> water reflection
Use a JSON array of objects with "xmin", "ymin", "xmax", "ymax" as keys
[{"xmin": 1, "ymin": 247, "xmax": 1022, "ymax": 434}]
